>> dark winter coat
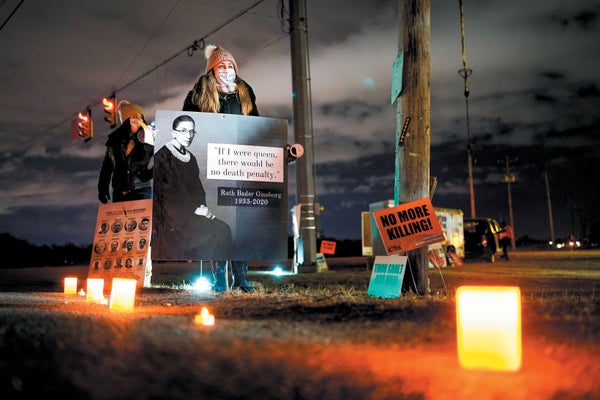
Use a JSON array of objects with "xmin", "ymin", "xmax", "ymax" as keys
[
  {"xmin": 98, "ymin": 120, "xmax": 153, "ymax": 201},
  {"xmin": 182, "ymin": 77, "xmax": 259, "ymax": 116}
]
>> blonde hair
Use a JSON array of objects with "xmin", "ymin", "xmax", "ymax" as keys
[{"xmin": 191, "ymin": 72, "xmax": 254, "ymax": 116}]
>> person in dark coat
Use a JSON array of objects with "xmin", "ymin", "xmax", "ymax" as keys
[
  {"xmin": 181, "ymin": 44, "xmax": 259, "ymax": 292},
  {"xmin": 499, "ymin": 221, "xmax": 514, "ymax": 261},
  {"xmin": 183, "ymin": 45, "xmax": 258, "ymax": 117},
  {"xmin": 98, "ymin": 101, "xmax": 153, "ymax": 203}
]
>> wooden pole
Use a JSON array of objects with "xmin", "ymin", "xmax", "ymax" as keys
[
  {"xmin": 396, "ymin": 0, "xmax": 430, "ymax": 294},
  {"xmin": 459, "ymin": 0, "xmax": 476, "ymax": 218},
  {"xmin": 503, "ymin": 156, "xmax": 517, "ymax": 250}
]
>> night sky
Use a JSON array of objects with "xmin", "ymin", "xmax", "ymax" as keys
[{"xmin": 1, "ymin": 0, "xmax": 598, "ymax": 246}]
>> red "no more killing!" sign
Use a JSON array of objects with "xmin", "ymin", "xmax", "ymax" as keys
[{"xmin": 372, "ymin": 198, "xmax": 445, "ymax": 255}]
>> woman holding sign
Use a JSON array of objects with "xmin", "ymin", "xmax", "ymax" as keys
[
  {"xmin": 182, "ymin": 44, "xmax": 259, "ymax": 292},
  {"xmin": 183, "ymin": 44, "xmax": 259, "ymax": 117},
  {"xmin": 98, "ymin": 101, "xmax": 154, "ymax": 203}
]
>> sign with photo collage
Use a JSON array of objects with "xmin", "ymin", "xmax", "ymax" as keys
[{"xmin": 88, "ymin": 199, "xmax": 152, "ymax": 289}]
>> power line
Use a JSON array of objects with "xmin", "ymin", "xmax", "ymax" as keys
[
  {"xmin": 0, "ymin": 0, "xmax": 24, "ymax": 32},
  {"xmin": 0, "ymin": 0, "xmax": 268, "ymax": 156},
  {"xmin": 1, "ymin": 115, "xmax": 74, "ymax": 156},
  {"xmin": 114, "ymin": 0, "xmax": 266, "ymax": 95},
  {"xmin": 114, "ymin": 0, "xmax": 182, "ymax": 89}
]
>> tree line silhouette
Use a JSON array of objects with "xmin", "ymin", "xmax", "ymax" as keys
[
  {"xmin": 0, "ymin": 233, "xmax": 92, "ymax": 269},
  {"xmin": 3, "ymin": 223, "xmax": 599, "ymax": 270},
  {"xmin": 0, "ymin": 232, "xmax": 364, "ymax": 269}
]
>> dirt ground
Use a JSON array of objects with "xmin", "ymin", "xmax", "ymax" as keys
[{"xmin": 0, "ymin": 250, "xmax": 598, "ymax": 399}]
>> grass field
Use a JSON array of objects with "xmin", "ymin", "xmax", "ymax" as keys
[{"xmin": 0, "ymin": 250, "xmax": 598, "ymax": 399}]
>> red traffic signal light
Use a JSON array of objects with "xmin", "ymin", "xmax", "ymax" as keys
[
  {"xmin": 102, "ymin": 95, "xmax": 117, "ymax": 128},
  {"xmin": 77, "ymin": 109, "xmax": 93, "ymax": 142}
]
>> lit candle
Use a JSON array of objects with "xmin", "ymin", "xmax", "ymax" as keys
[
  {"xmin": 109, "ymin": 278, "xmax": 137, "ymax": 311},
  {"xmin": 86, "ymin": 278, "xmax": 105, "ymax": 304},
  {"xmin": 64, "ymin": 277, "xmax": 78, "ymax": 294},
  {"xmin": 456, "ymin": 286, "xmax": 522, "ymax": 371},
  {"xmin": 194, "ymin": 307, "xmax": 215, "ymax": 326}
]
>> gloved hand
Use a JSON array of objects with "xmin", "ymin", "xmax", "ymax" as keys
[{"xmin": 98, "ymin": 192, "xmax": 110, "ymax": 204}]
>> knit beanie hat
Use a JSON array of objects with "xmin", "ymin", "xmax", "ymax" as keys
[
  {"xmin": 118, "ymin": 100, "xmax": 144, "ymax": 124},
  {"xmin": 205, "ymin": 44, "xmax": 238, "ymax": 74}
]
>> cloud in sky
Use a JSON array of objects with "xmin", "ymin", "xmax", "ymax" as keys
[{"xmin": 0, "ymin": 0, "xmax": 599, "ymax": 246}]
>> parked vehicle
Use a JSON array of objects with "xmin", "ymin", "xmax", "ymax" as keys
[
  {"xmin": 434, "ymin": 207, "xmax": 465, "ymax": 259},
  {"xmin": 463, "ymin": 218, "xmax": 502, "ymax": 262}
]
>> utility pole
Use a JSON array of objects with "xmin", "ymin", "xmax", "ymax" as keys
[
  {"xmin": 502, "ymin": 155, "xmax": 516, "ymax": 250},
  {"xmin": 569, "ymin": 194, "xmax": 576, "ymax": 241},
  {"xmin": 395, "ymin": 0, "xmax": 430, "ymax": 294},
  {"xmin": 544, "ymin": 171, "xmax": 555, "ymax": 244},
  {"xmin": 289, "ymin": 0, "xmax": 318, "ymax": 272},
  {"xmin": 458, "ymin": 0, "xmax": 475, "ymax": 218}
]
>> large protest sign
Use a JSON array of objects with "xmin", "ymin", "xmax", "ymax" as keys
[
  {"xmin": 151, "ymin": 111, "xmax": 288, "ymax": 261},
  {"xmin": 372, "ymin": 197, "xmax": 445, "ymax": 255},
  {"xmin": 88, "ymin": 199, "xmax": 152, "ymax": 289}
]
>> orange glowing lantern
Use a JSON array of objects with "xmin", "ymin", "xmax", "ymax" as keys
[
  {"xmin": 109, "ymin": 278, "xmax": 137, "ymax": 311},
  {"xmin": 64, "ymin": 277, "xmax": 78, "ymax": 294},
  {"xmin": 86, "ymin": 278, "xmax": 105, "ymax": 303},
  {"xmin": 456, "ymin": 286, "xmax": 522, "ymax": 371},
  {"xmin": 195, "ymin": 307, "xmax": 215, "ymax": 326}
]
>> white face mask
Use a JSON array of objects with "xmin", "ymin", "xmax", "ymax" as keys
[{"xmin": 217, "ymin": 67, "xmax": 236, "ymax": 85}]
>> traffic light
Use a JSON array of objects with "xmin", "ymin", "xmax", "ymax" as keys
[
  {"xmin": 102, "ymin": 94, "xmax": 117, "ymax": 128},
  {"xmin": 77, "ymin": 109, "xmax": 93, "ymax": 142}
]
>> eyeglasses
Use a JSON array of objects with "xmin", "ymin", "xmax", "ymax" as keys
[{"xmin": 174, "ymin": 128, "xmax": 196, "ymax": 135}]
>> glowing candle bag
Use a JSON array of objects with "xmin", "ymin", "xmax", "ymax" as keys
[
  {"xmin": 109, "ymin": 278, "xmax": 137, "ymax": 311},
  {"xmin": 64, "ymin": 277, "xmax": 78, "ymax": 294},
  {"xmin": 456, "ymin": 286, "xmax": 522, "ymax": 371},
  {"xmin": 195, "ymin": 307, "xmax": 215, "ymax": 326},
  {"xmin": 86, "ymin": 278, "xmax": 105, "ymax": 303}
]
